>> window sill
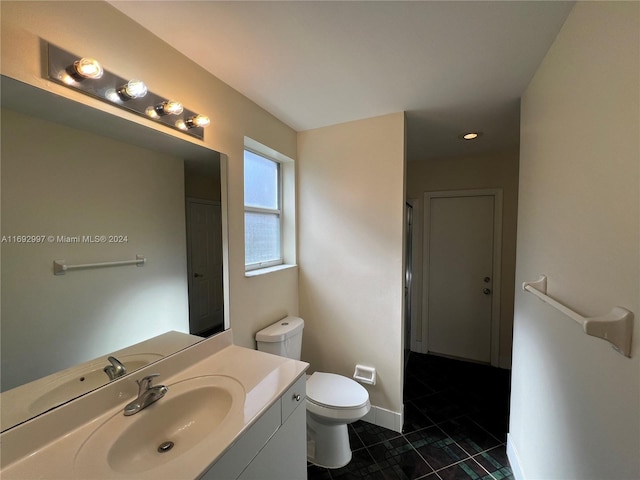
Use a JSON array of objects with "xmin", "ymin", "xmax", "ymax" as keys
[{"xmin": 245, "ymin": 264, "xmax": 297, "ymax": 277}]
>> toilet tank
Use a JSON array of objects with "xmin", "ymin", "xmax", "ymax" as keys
[{"xmin": 255, "ymin": 316, "xmax": 304, "ymax": 360}]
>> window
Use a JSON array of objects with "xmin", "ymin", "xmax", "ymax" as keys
[{"xmin": 244, "ymin": 149, "xmax": 282, "ymax": 270}]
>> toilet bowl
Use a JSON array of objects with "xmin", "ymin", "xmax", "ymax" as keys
[
  {"xmin": 255, "ymin": 317, "xmax": 371, "ymax": 469},
  {"xmin": 306, "ymin": 372, "xmax": 370, "ymax": 467}
]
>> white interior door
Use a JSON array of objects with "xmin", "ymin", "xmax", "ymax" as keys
[
  {"xmin": 424, "ymin": 191, "xmax": 500, "ymax": 364},
  {"xmin": 186, "ymin": 199, "xmax": 224, "ymax": 335}
]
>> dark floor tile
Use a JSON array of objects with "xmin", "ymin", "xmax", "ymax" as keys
[
  {"xmin": 308, "ymin": 463, "xmax": 333, "ymax": 480},
  {"xmin": 308, "ymin": 353, "xmax": 511, "ymax": 480},
  {"xmin": 411, "ymin": 365, "xmax": 456, "ymax": 394},
  {"xmin": 352, "ymin": 420, "xmax": 403, "ymax": 447},
  {"xmin": 415, "ymin": 473, "xmax": 441, "ymax": 480},
  {"xmin": 467, "ymin": 411, "xmax": 509, "ymax": 443},
  {"xmin": 404, "ymin": 374, "xmax": 434, "ymax": 401},
  {"xmin": 473, "ymin": 445, "xmax": 513, "ymax": 480},
  {"xmin": 489, "ymin": 469, "xmax": 514, "ymax": 480},
  {"xmin": 437, "ymin": 417, "xmax": 500, "ymax": 455},
  {"xmin": 422, "ymin": 377, "xmax": 455, "ymax": 395},
  {"xmin": 411, "ymin": 391, "xmax": 470, "ymax": 424},
  {"xmin": 350, "ymin": 423, "xmax": 366, "ymax": 450},
  {"xmin": 406, "ymin": 353, "xmax": 432, "ymax": 370},
  {"xmin": 330, "ymin": 448, "xmax": 385, "ymax": 479},
  {"xmin": 403, "ymin": 401, "xmax": 435, "ymax": 433},
  {"xmin": 405, "ymin": 426, "xmax": 467, "ymax": 471},
  {"xmin": 367, "ymin": 436, "xmax": 433, "ymax": 480},
  {"xmin": 436, "ymin": 459, "xmax": 492, "ymax": 480},
  {"xmin": 331, "ymin": 470, "xmax": 387, "ymax": 480}
]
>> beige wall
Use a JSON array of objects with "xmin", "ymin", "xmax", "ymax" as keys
[
  {"xmin": 298, "ymin": 113, "xmax": 406, "ymax": 429},
  {"xmin": 185, "ymin": 169, "xmax": 221, "ymax": 202},
  {"xmin": 510, "ymin": 2, "xmax": 639, "ymax": 478},
  {"xmin": 406, "ymin": 150, "xmax": 519, "ymax": 367},
  {"xmin": 1, "ymin": 108, "xmax": 189, "ymax": 390},
  {"xmin": 0, "ymin": 1, "xmax": 299, "ymax": 349}
]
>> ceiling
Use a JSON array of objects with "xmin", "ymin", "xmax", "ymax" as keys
[{"xmin": 108, "ymin": 1, "xmax": 574, "ymax": 161}]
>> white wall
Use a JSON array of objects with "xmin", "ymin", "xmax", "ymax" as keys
[
  {"xmin": 509, "ymin": 2, "xmax": 639, "ymax": 478},
  {"xmin": 1, "ymin": 109, "xmax": 188, "ymax": 390},
  {"xmin": 406, "ymin": 151, "xmax": 519, "ymax": 367},
  {"xmin": 0, "ymin": 1, "xmax": 299, "ymax": 351},
  {"xmin": 298, "ymin": 113, "xmax": 406, "ymax": 430}
]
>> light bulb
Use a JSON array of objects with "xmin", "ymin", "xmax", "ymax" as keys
[
  {"xmin": 189, "ymin": 114, "xmax": 210, "ymax": 128},
  {"xmin": 175, "ymin": 119, "xmax": 188, "ymax": 130},
  {"xmin": 117, "ymin": 79, "xmax": 147, "ymax": 99},
  {"xmin": 145, "ymin": 106, "xmax": 159, "ymax": 119},
  {"xmin": 154, "ymin": 101, "xmax": 183, "ymax": 116},
  {"xmin": 184, "ymin": 114, "xmax": 210, "ymax": 128},
  {"xmin": 105, "ymin": 89, "xmax": 121, "ymax": 102},
  {"xmin": 60, "ymin": 72, "xmax": 76, "ymax": 85},
  {"xmin": 72, "ymin": 58, "xmax": 103, "ymax": 79}
]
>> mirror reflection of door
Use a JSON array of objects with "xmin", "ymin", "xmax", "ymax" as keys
[{"xmin": 186, "ymin": 199, "xmax": 224, "ymax": 336}]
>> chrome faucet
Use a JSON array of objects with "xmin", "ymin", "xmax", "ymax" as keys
[
  {"xmin": 103, "ymin": 356, "xmax": 127, "ymax": 380},
  {"xmin": 124, "ymin": 373, "xmax": 168, "ymax": 416}
]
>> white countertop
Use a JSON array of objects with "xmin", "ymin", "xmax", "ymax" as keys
[
  {"xmin": 1, "ymin": 331, "xmax": 202, "ymax": 430},
  {"xmin": 0, "ymin": 330, "xmax": 308, "ymax": 479}
]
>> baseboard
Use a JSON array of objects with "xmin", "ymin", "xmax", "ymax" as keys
[
  {"xmin": 361, "ymin": 405, "xmax": 403, "ymax": 433},
  {"xmin": 507, "ymin": 433, "xmax": 524, "ymax": 480}
]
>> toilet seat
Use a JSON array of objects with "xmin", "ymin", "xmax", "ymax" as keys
[{"xmin": 306, "ymin": 372, "xmax": 369, "ymax": 410}]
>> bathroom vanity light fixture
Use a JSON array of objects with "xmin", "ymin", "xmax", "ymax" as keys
[{"xmin": 47, "ymin": 43, "xmax": 209, "ymax": 140}]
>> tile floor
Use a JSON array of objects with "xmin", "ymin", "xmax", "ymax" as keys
[{"xmin": 307, "ymin": 352, "xmax": 513, "ymax": 480}]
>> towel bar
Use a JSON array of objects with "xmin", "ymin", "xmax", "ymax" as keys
[
  {"xmin": 53, "ymin": 255, "xmax": 146, "ymax": 275},
  {"xmin": 523, "ymin": 275, "xmax": 633, "ymax": 358}
]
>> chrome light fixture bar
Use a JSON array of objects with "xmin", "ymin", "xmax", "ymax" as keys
[{"xmin": 46, "ymin": 43, "xmax": 208, "ymax": 140}]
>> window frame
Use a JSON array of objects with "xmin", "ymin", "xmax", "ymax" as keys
[{"xmin": 244, "ymin": 147, "xmax": 284, "ymax": 271}]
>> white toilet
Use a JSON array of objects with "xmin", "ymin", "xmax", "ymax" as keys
[{"xmin": 255, "ymin": 316, "xmax": 370, "ymax": 468}]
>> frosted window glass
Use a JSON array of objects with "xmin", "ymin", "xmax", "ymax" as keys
[
  {"xmin": 244, "ymin": 150, "xmax": 279, "ymax": 209},
  {"xmin": 245, "ymin": 212, "xmax": 281, "ymax": 265}
]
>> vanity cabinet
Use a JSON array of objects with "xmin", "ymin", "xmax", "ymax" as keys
[{"xmin": 201, "ymin": 375, "xmax": 307, "ymax": 480}]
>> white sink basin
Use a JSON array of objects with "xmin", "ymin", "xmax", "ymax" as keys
[
  {"xmin": 28, "ymin": 354, "xmax": 162, "ymax": 415},
  {"xmin": 74, "ymin": 375, "xmax": 245, "ymax": 478}
]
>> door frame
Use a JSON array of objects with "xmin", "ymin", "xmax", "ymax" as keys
[{"xmin": 421, "ymin": 189, "xmax": 503, "ymax": 366}]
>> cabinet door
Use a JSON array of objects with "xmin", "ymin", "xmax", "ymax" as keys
[
  {"xmin": 282, "ymin": 375, "xmax": 306, "ymax": 423},
  {"xmin": 200, "ymin": 401, "xmax": 280, "ymax": 480},
  {"xmin": 238, "ymin": 402, "xmax": 307, "ymax": 480}
]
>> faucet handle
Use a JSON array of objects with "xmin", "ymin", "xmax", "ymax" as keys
[
  {"xmin": 136, "ymin": 373, "xmax": 160, "ymax": 394},
  {"xmin": 107, "ymin": 356, "xmax": 126, "ymax": 370},
  {"xmin": 104, "ymin": 356, "xmax": 127, "ymax": 380}
]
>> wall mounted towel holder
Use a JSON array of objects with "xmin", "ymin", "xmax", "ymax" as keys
[
  {"xmin": 54, "ymin": 255, "xmax": 146, "ymax": 275},
  {"xmin": 523, "ymin": 275, "xmax": 634, "ymax": 358}
]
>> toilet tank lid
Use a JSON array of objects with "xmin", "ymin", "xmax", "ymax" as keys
[{"xmin": 255, "ymin": 316, "xmax": 304, "ymax": 343}]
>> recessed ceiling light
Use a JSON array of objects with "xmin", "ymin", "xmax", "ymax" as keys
[{"xmin": 458, "ymin": 132, "xmax": 483, "ymax": 140}]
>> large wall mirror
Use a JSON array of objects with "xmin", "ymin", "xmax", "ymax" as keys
[{"xmin": 0, "ymin": 76, "xmax": 229, "ymax": 431}]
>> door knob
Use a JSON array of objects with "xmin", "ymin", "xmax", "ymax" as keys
[
  {"xmin": 483, "ymin": 288, "xmax": 491, "ymax": 295},
  {"xmin": 194, "ymin": 273, "xmax": 204, "ymax": 278}
]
